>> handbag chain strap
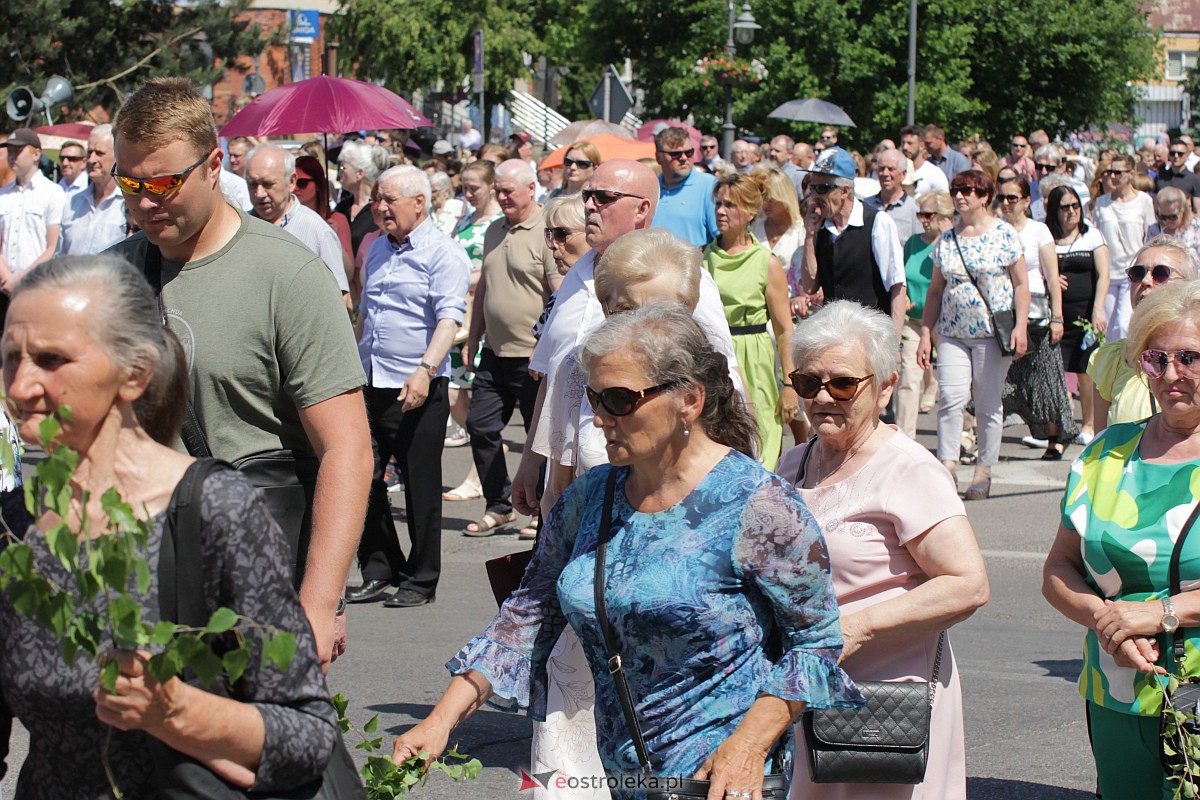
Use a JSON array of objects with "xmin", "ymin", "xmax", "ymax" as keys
[
  {"xmin": 592, "ymin": 469, "xmax": 655, "ymax": 774},
  {"xmin": 795, "ymin": 440, "xmax": 947, "ymax": 705}
]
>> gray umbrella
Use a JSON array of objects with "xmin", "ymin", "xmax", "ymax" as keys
[{"xmin": 768, "ymin": 98, "xmax": 856, "ymax": 127}]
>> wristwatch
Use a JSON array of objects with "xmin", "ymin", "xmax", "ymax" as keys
[
  {"xmin": 336, "ymin": 597, "xmax": 347, "ymax": 617},
  {"xmin": 418, "ymin": 361, "xmax": 437, "ymax": 378},
  {"xmin": 1163, "ymin": 596, "xmax": 1180, "ymax": 634}
]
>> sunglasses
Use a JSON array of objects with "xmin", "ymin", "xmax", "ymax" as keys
[
  {"xmin": 1140, "ymin": 349, "xmax": 1200, "ymax": 379},
  {"xmin": 60, "ymin": 154, "xmax": 86, "ymax": 163},
  {"xmin": 112, "ymin": 152, "xmax": 210, "ymax": 197},
  {"xmin": 916, "ymin": 211, "xmax": 938, "ymax": 220},
  {"xmin": 997, "ymin": 193, "xmax": 1023, "ymax": 204},
  {"xmin": 950, "ymin": 186, "xmax": 987, "ymax": 198},
  {"xmin": 1011, "ymin": 142, "xmax": 1027, "ymax": 148},
  {"xmin": 701, "ymin": 144, "xmax": 718, "ymax": 151},
  {"xmin": 582, "ymin": 188, "xmax": 644, "ymax": 207},
  {"xmin": 1172, "ymin": 150, "xmax": 1189, "ymax": 157},
  {"xmin": 659, "ymin": 149, "xmax": 692, "ymax": 161},
  {"xmin": 295, "ymin": 178, "xmax": 315, "ymax": 189},
  {"xmin": 586, "ymin": 381, "xmax": 679, "ymax": 416},
  {"xmin": 808, "ymin": 183, "xmax": 838, "ymax": 196},
  {"xmin": 1059, "ymin": 202, "xmax": 1081, "ymax": 212},
  {"xmin": 563, "ymin": 157, "xmax": 594, "ymax": 169},
  {"xmin": 1035, "ymin": 162, "xmax": 1056, "ymax": 172},
  {"xmin": 544, "ymin": 226, "xmax": 579, "ymax": 246},
  {"xmin": 1104, "ymin": 169, "xmax": 1130, "ymax": 176},
  {"xmin": 1159, "ymin": 213, "xmax": 1181, "ymax": 223},
  {"xmin": 788, "ymin": 371, "xmax": 873, "ymax": 400},
  {"xmin": 1126, "ymin": 263, "xmax": 1176, "ymax": 284}
]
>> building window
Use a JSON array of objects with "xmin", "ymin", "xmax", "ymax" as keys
[{"xmin": 1167, "ymin": 50, "xmax": 1199, "ymax": 82}]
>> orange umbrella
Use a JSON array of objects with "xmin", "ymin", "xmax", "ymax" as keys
[{"xmin": 539, "ymin": 132, "xmax": 656, "ymax": 170}]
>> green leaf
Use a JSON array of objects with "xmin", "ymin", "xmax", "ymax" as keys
[
  {"xmin": 202, "ymin": 607, "xmax": 239, "ymax": 635},
  {"xmin": 101, "ymin": 658, "xmax": 120, "ymax": 693},
  {"xmin": 222, "ymin": 644, "xmax": 251, "ymax": 684},
  {"xmin": 263, "ymin": 632, "xmax": 296, "ymax": 672},
  {"xmin": 331, "ymin": 693, "xmax": 349, "ymax": 717},
  {"xmin": 363, "ymin": 714, "xmax": 378, "ymax": 733},
  {"xmin": 149, "ymin": 621, "xmax": 180, "ymax": 645},
  {"xmin": 148, "ymin": 648, "xmax": 185, "ymax": 683},
  {"xmin": 43, "ymin": 522, "xmax": 78, "ymax": 570}
]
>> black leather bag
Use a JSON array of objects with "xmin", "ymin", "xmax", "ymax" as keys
[
  {"xmin": 802, "ymin": 676, "xmax": 934, "ymax": 784},
  {"xmin": 155, "ymin": 459, "xmax": 366, "ymax": 800},
  {"xmin": 951, "ymin": 228, "xmax": 1016, "ymax": 356},
  {"xmin": 1159, "ymin": 503, "xmax": 1200, "ymax": 777},
  {"xmin": 591, "ymin": 471, "xmax": 787, "ymax": 800}
]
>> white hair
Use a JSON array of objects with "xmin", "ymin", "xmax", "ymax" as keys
[
  {"xmin": 246, "ymin": 143, "xmax": 296, "ymax": 179},
  {"xmin": 379, "ymin": 165, "xmax": 432, "ymax": 214},
  {"xmin": 339, "ymin": 139, "xmax": 389, "ymax": 185},
  {"xmin": 88, "ymin": 124, "xmax": 113, "ymax": 144},
  {"xmin": 792, "ymin": 300, "xmax": 899, "ymax": 380}
]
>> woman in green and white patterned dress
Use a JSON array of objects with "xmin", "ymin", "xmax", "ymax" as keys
[{"xmin": 1044, "ymin": 279, "xmax": 1200, "ymax": 799}]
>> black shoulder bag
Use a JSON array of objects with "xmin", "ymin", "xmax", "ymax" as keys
[
  {"xmin": 1160, "ymin": 501, "xmax": 1200, "ymax": 779},
  {"xmin": 154, "ymin": 459, "xmax": 365, "ymax": 800},
  {"xmin": 592, "ymin": 469, "xmax": 788, "ymax": 800},
  {"xmin": 793, "ymin": 443, "xmax": 944, "ymax": 784},
  {"xmin": 143, "ymin": 245, "xmax": 319, "ymax": 588},
  {"xmin": 950, "ymin": 228, "xmax": 1016, "ymax": 356}
]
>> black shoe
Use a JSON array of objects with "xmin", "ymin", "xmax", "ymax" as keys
[
  {"xmin": 345, "ymin": 579, "xmax": 393, "ymax": 604},
  {"xmin": 383, "ymin": 588, "xmax": 435, "ymax": 608}
]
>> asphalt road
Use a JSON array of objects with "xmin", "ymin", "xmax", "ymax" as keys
[{"xmin": 2, "ymin": 409, "xmax": 1099, "ymax": 799}]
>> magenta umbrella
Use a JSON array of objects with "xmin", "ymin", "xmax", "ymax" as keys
[
  {"xmin": 635, "ymin": 120, "xmax": 702, "ymax": 158},
  {"xmin": 219, "ymin": 75, "xmax": 432, "ymax": 137}
]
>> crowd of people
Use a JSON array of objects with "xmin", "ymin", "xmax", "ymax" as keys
[{"xmin": 1, "ymin": 75, "xmax": 1199, "ymax": 799}]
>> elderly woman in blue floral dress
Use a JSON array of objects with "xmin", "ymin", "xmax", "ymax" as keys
[{"xmin": 393, "ymin": 304, "xmax": 860, "ymax": 799}]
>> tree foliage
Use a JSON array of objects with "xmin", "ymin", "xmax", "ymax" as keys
[{"xmin": 1, "ymin": 0, "xmax": 267, "ymax": 115}]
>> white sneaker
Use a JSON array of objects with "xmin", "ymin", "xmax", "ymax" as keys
[
  {"xmin": 1022, "ymin": 435, "xmax": 1049, "ymax": 449},
  {"xmin": 1074, "ymin": 431, "xmax": 1095, "ymax": 446}
]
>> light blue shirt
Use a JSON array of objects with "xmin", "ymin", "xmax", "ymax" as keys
[
  {"xmin": 61, "ymin": 183, "xmax": 126, "ymax": 255},
  {"xmin": 653, "ymin": 168, "xmax": 719, "ymax": 248},
  {"xmin": 357, "ymin": 216, "xmax": 471, "ymax": 388}
]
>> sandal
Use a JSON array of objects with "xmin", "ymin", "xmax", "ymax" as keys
[
  {"xmin": 463, "ymin": 510, "xmax": 517, "ymax": 537},
  {"xmin": 442, "ymin": 480, "xmax": 483, "ymax": 501},
  {"xmin": 1041, "ymin": 439, "xmax": 1065, "ymax": 461},
  {"xmin": 518, "ymin": 516, "xmax": 540, "ymax": 541},
  {"xmin": 962, "ymin": 473, "xmax": 991, "ymax": 501}
]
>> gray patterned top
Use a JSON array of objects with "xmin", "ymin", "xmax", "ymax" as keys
[{"xmin": 0, "ymin": 469, "xmax": 338, "ymax": 798}]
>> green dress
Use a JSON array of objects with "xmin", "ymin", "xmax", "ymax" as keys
[{"xmin": 703, "ymin": 235, "xmax": 782, "ymax": 469}]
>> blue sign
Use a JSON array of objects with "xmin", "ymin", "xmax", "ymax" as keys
[{"xmin": 290, "ymin": 10, "xmax": 320, "ymax": 43}]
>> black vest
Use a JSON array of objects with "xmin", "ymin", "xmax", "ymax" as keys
[{"xmin": 814, "ymin": 204, "xmax": 891, "ymax": 314}]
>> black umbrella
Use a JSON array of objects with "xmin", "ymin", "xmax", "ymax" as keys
[{"xmin": 768, "ymin": 98, "xmax": 856, "ymax": 127}]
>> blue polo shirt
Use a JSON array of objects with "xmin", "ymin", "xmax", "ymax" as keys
[{"xmin": 653, "ymin": 168, "xmax": 719, "ymax": 248}]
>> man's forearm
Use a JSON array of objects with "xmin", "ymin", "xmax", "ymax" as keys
[{"xmin": 299, "ymin": 444, "xmax": 372, "ymax": 613}]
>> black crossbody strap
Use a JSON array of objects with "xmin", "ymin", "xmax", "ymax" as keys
[
  {"xmin": 144, "ymin": 244, "xmax": 213, "ymax": 459},
  {"xmin": 592, "ymin": 469, "xmax": 654, "ymax": 774},
  {"xmin": 950, "ymin": 228, "xmax": 997, "ymax": 319},
  {"xmin": 159, "ymin": 459, "xmax": 231, "ymax": 627}
]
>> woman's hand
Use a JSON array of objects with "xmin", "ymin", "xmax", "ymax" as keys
[
  {"xmin": 1093, "ymin": 599, "xmax": 1162, "ymax": 656},
  {"xmin": 693, "ymin": 732, "xmax": 768, "ymax": 800},
  {"xmin": 1112, "ymin": 636, "xmax": 1166, "ymax": 675},
  {"xmin": 777, "ymin": 386, "xmax": 799, "ymax": 423},
  {"xmin": 1049, "ymin": 320, "xmax": 1064, "ymax": 345},
  {"xmin": 392, "ymin": 717, "xmax": 452, "ymax": 767},
  {"xmin": 915, "ymin": 331, "xmax": 933, "ymax": 370},
  {"xmin": 1091, "ymin": 308, "xmax": 1108, "ymax": 334},
  {"xmin": 1010, "ymin": 324, "xmax": 1028, "ymax": 360},
  {"xmin": 93, "ymin": 649, "xmax": 183, "ymax": 735}
]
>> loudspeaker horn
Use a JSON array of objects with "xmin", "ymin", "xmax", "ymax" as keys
[
  {"xmin": 41, "ymin": 75, "xmax": 74, "ymax": 108},
  {"xmin": 5, "ymin": 87, "xmax": 37, "ymax": 122}
]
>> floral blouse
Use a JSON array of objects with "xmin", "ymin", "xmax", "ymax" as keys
[
  {"xmin": 448, "ymin": 451, "xmax": 861, "ymax": 790},
  {"xmin": 932, "ymin": 220, "xmax": 1022, "ymax": 340}
]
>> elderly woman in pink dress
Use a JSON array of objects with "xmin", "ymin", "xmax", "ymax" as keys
[{"xmin": 778, "ymin": 300, "xmax": 990, "ymax": 800}]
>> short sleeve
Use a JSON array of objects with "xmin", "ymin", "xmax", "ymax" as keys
[
  {"xmin": 47, "ymin": 186, "xmax": 66, "ymax": 226},
  {"xmin": 276, "ymin": 256, "xmax": 366, "ymax": 409},
  {"xmin": 1087, "ymin": 340, "xmax": 1126, "ymax": 402},
  {"xmin": 732, "ymin": 476, "xmax": 863, "ymax": 710},
  {"xmin": 881, "ymin": 449, "xmax": 967, "ymax": 544}
]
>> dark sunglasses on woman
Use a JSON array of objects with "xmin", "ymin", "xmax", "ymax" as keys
[
  {"xmin": 1140, "ymin": 349, "xmax": 1200, "ymax": 380},
  {"xmin": 1126, "ymin": 264, "xmax": 1175, "ymax": 285},
  {"xmin": 586, "ymin": 382, "xmax": 680, "ymax": 416},
  {"xmin": 788, "ymin": 371, "xmax": 873, "ymax": 401},
  {"xmin": 563, "ymin": 157, "xmax": 594, "ymax": 169}
]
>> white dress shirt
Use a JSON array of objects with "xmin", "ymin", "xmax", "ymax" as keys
[{"xmin": 0, "ymin": 172, "xmax": 66, "ymax": 274}]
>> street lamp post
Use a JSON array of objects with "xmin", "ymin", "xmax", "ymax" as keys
[{"xmin": 721, "ymin": 0, "xmax": 760, "ymax": 161}]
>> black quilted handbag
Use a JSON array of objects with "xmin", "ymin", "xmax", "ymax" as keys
[{"xmin": 802, "ymin": 633, "xmax": 944, "ymax": 784}]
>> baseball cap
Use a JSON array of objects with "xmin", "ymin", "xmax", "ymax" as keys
[
  {"xmin": 809, "ymin": 146, "xmax": 856, "ymax": 180},
  {"xmin": 432, "ymin": 139, "xmax": 453, "ymax": 156},
  {"xmin": 510, "ymin": 131, "xmax": 532, "ymax": 145},
  {"xmin": 4, "ymin": 128, "xmax": 41, "ymax": 149}
]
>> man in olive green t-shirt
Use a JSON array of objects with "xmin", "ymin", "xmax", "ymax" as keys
[
  {"xmin": 107, "ymin": 78, "xmax": 372, "ymax": 672},
  {"xmin": 462, "ymin": 159, "xmax": 560, "ymax": 535}
]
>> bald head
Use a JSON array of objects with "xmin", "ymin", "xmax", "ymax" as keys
[
  {"xmin": 792, "ymin": 142, "xmax": 814, "ymax": 169},
  {"xmin": 583, "ymin": 159, "xmax": 660, "ymax": 253},
  {"xmin": 246, "ymin": 144, "xmax": 297, "ymax": 224},
  {"xmin": 495, "ymin": 158, "xmax": 538, "ymax": 222}
]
